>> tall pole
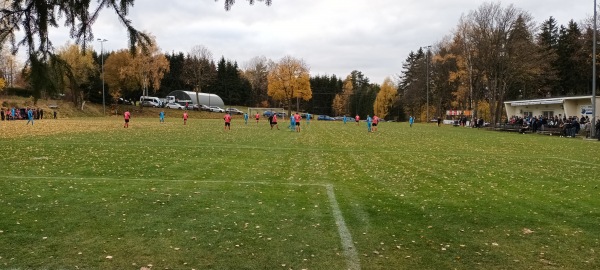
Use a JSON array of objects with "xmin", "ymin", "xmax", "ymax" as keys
[
  {"xmin": 593, "ymin": 0, "xmax": 597, "ymax": 138},
  {"xmin": 97, "ymin": 38, "xmax": 108, "ymax": 115},
  {"xmin": 425, "ymin": 45, "xmax": 432, "ymax": 122}
]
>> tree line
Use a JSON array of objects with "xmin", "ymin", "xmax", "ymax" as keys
[
  {"xmin": 1, "ymin": 1, "xmax": 595, "ymax": 121},
  {"xmin": 399, "ymin": 2, "xmax": 597, "ymax": 123}
]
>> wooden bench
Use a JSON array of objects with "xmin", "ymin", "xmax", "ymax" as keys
[
  {"xmin": 537, "ymin": 127, "xmax": 563, "ymax": 136},
  {"xmin": 491, "ymin": 124, "xmax": 528, "ymax": 133}
]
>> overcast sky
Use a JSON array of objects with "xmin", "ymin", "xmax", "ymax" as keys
[{"xmin": 47, "ymin": 0, "xmax": 592, "ymax": 84}]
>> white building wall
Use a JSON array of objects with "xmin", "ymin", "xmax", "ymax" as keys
[{"xmin": 504, "ymin": 96, "xmax": 599, "ymax": 119}]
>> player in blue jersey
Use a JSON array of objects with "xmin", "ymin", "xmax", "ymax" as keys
[
  {"xmin": 26, "ymin": 108, "xmax": 34, "ymax": 125},
  {"xmin": 289, "ymin": 114, "xmax": 296, "ymax": 131}
]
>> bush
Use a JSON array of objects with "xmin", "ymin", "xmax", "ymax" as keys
[{"xmin": 4, "ymin": 87, "xmax": 33, "ymax": 97}]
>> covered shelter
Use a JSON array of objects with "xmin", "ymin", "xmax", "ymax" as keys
[
  {"xmin": 504, "ymin": 95, "xmax": 600, "ymax": 119},
  {"xmin": 166, "ymin": 90, "xmax": 225, "ymax": 108}
]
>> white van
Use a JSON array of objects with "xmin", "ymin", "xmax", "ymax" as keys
[{"xmin": 140, "ymin": 96, "xmax": 162, "ymax": 107}]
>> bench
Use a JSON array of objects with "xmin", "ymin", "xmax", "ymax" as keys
[
  {"xmin": 490, "ymin": 124, "xmax": 528, "ymax": 133},
  {"xmin": 537, "ymin": 127, "xmax": 562, "ymax": 136}
]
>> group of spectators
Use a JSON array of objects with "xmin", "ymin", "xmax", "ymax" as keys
[
  {"xmin": 1, "ymin": 107, "xmax": 56, "ymax": 121},
  {"xmin": 508, "ymin": 115, "xmax": 599, "ymax": 138},
  {"xmin": 452, "ymin": 116, "xmax": 486, "ymax": 128}
]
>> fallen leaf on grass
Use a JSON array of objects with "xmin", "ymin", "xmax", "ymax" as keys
[{"xmin": 522, "ymin": 228, "xmax": 534, "ymax": 234}]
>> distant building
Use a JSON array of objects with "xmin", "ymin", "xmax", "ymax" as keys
[
  {"xmin": 166, "ymin": 90, "xmax": 225, "ymax": 108},
  {"xmin": 504, "ymin": 95, "xmax": 599, "ymax": 119}
]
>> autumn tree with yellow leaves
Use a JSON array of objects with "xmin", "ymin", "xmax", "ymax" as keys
[
  {"xmin": 373, "ymin": 77, "xmax": 397, "ymax": 119},
  {"xmin": 267, "ymin": 56, "xmax": 311, "ymax": 115},
  {"xmin": 103, "ymin": 50, "xmax": 136, "ymax": 100},
  {"xmin": 127, "ymin": 33, "xmax": 170, "ymax": 98},
  {"xmin": 56, "ymin": 43, "xmax": 98, "ymax": 106},
  {"xmin": 332, "ymin": 75, "xmax": 353, "ymax": 116},
  {"xmin": 0, "ymin": 42, "xmax": 14, "ymax": 91},
  {"xmin": 104, "ymin": 34, "xmax": 169, "ymax": 102}
]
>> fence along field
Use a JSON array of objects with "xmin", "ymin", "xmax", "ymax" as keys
[{"xmin": 0, "ymin": 118, "xmax": 599, "ymax": 269}]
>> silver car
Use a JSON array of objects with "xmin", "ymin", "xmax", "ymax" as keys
[
  {"xmin": 209, "ymin": 106, "xmax": 225, "ymax": 113},
  {"xmin": 165, "ymin": 103, "xmax": 186, "ymax": 110}
]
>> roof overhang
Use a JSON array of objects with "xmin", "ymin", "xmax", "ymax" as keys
[{"xmin": 509, "ymin": 99, "xmax": 563, "ymax": 106}]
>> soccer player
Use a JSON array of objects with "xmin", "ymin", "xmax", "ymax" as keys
[
  {"xmin": 409, "ymin": 116, "xmax": 414, "ymax": 127},
  {"xmin": 26, "ymin": 107, "xmax": 34, "ymax": 125},
  {"xmin": 183, "ymin": 111, "xmax": 188, "ymax": 125},
  {"xmin": 159, "ymin": 111, "xmax": 165, "ymax": 123},
  {"xmin": 366, "ymin": 115, "xmax": 372, "ymax": 132},
  {"xmin": 306, "ymin": 113, "xmax": 311, "ymax": 126},
  {"xmin": 244, "ymin": 113, "xmax": 249, "ymax": 125},
  {"xmin": 372, "ymin": 115, "xmax": 379, "ymax": 132},
  {"xmin": 289, "ymin": 114, "xmax": 296, "ymax": 131},
  {"xmin": 255, "ymin": 112, "xmax": 260, "ymax": 124},
  {"xmin": 355, "ymin": 114, "xmax": 360, "ymax": 125},
  {"xmin": 224, "ymin": 112, "xmax": 232, "ymax": 130},
  {"xmin": 343, "ymin": 115, "xmax": 347, "ymax": 124},
  {"xmin": 294, "ymin": 112, "xmax": 301, "ymax": 132},
  {"xmin": 271, "ymin": 113, "xmax": 279, "ymax": 130},
  {"xmin": 123, "ymin": 110, "xmax": 131, "ymax": 128}
]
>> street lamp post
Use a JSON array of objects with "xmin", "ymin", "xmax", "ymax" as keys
[
  {"xmin": 592, "ymin": 0, "xmax": 597, "ymax": 138},
  {"xmin": 97, "ymin": 38, "xmax": 108, "ymax": 115},
  {"xmin": 423, "ymin": 45, "xmax": 432, "ymax": 122}
]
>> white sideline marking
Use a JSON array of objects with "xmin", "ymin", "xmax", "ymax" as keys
[
  {"xmin": 0, "ymin": 176, "xmax": 325, "ymax": 186},
  {"xmin": 326, "ymin": 184, "xmax": 361, "ymax": 270},
  {"xmin": 1, "ymin": 176, "xmax": 361, "ymax": 269},
  {"xmin": 548, "ymin": 157, "xmax": 599, "ymax": 167}
]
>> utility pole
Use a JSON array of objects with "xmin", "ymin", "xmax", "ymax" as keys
[
  {"xmin": 97, "ymin": 38, "xmax": 108, "ymax": 115},
  {"xmin": 423, "ymin": 45, "xmax": 432, "ymax": 122},
  {"xmin": 592, "ymin": 0, "xmax": 597, "ymax": 138}
]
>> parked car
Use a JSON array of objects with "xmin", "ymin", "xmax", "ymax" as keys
[
  {"xmin": 209, "ymin": 106, "xmax": 225, "ymax": 113},
  {"xmin": 318, "ymin": 115, "xmax": 334, "ymax": 121},
  {"xmin": 263, "ymin": 111, "xmax": 275, "ymax": 117},
  {"xmin": 141, "ymin": 100, "xmax": 160, "ymax": 107},
  {"xmin": 200, "ymin": 104, "xmax": 211, "ymax": 111},
  {"xmin": 225, "ymin": 108, "xmax": 244, "ymax": 115},
  {"xmin": 117, "ymin": 97, "xmax": 133, "ymax": 105},
  {"xmin": 186, "ymin": 104, "xmax": 200, "ymax": 111},
  {"xmin": 165, "ymin": 102, "xmax": 186, "ymax": 110}
]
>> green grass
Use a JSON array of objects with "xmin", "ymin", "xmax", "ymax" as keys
[{"xmin": 1, "ymin": 118, "xmax": 599, "ymax": 269}]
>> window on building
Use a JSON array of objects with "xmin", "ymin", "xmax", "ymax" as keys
[
  {"xmin": 523, "ymin": 111, "xmax": 532, "ymax": 117},
  {"xmin": 542, "ymin": 111, "xmax": 554, "ymax": 119}
]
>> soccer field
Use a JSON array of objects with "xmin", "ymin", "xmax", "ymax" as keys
[{"xmin": 1, "ymin": 118, "xmax": 599, "ymax": 269}]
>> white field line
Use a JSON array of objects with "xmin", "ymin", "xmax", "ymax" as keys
[
  {"xmin": 6, "ymin": 139, "xmax": 591, "ymax": 162},
  {"xmin": 547, "ymin": 157, "xmax": 599, "ymax": 167},
  {"xmin": 326, "ymin": 184, "xmax": 361, "ymax": 270},
  {"xmin": 0, "ymin": 175, "xmax": 325, "ymax": 186},
  {"xmin": 0, "ymin": 139, "xmax": 559, "ymax": 158},
  {"xmin": 1, "ymin": 176, "xmax": 360, "ymax": 269}
]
